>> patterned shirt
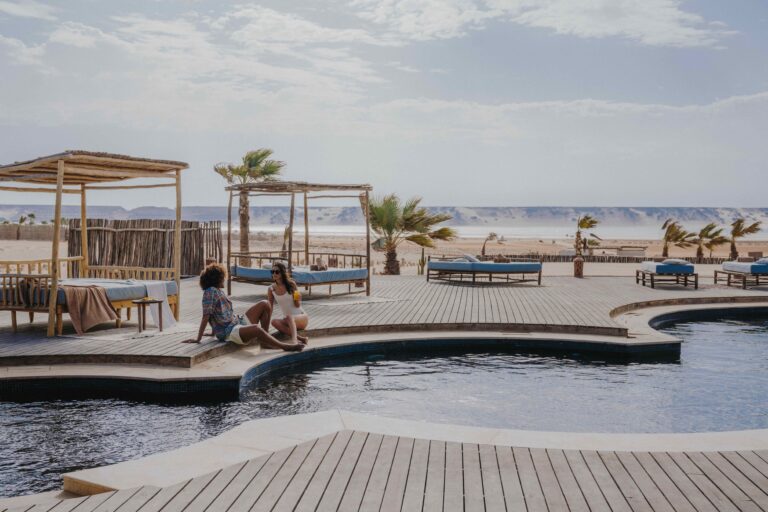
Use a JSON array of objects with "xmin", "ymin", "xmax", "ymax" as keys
[{"xmin": 202, "ymin": 287, "xmax": 238, "ymax": 341}]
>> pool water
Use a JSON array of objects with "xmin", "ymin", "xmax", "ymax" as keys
[{"xmin": 1, "ymin": 317, "xmax": 767, "ymax": 496}]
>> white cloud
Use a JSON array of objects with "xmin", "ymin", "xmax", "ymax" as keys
[
  {"xmin": 0, "ymin": 33, "xmax": 46, "ymax": 67},
  {"xmin": 49, "ymin": 22, "xmax": 105, "ymax": 48},
  {"xmin": 0, "ymin": 0, "xmax": 55, "ymax": 20},
  {"xmin": 350, "ymin": 0, "xmax": 732, "ymax": 47}
]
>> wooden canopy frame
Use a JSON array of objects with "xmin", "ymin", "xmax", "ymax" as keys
[
  {"xmin": 0, "ymin": 150, "xmax": 188, "ymax": 335},
  {"xmin": 225, "ymin": 181, "xmax": 373, "ymax": 295}
]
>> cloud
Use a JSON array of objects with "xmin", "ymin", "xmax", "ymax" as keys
[
  {"xmin": 0, "ymin": 0, "xmax": 56, "ymax": 20},
  {"xmin": 49, "ymin": 22, "xmax": 106, "ymax": 48},
  {"xmin": 0, "ymin": 34, "xmax": 46, "ymax": 67},
  {"xmin": 350, "ymin": 0, "xmax": 732, "ymax": 47}
]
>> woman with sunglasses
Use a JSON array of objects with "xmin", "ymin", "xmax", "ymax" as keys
[{"xmin": 268, "ymin": 261, "xmax": 310, "ymax": 344}]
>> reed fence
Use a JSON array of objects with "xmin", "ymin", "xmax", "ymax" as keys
[
  {"xmin": 479, "ymin": 253, "xmax": 733, "ymax": 264},
  {"xmin": 67, "ymin": 219, "xmax": 222, "ymax": 277}
]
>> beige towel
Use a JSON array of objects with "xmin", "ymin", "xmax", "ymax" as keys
[{"xmin": 62, "ymin": 285, "xmax": 117, "ymax": 335}]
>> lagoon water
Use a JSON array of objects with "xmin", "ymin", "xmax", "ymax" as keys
[{"xmin": 1, "ymin": 317, "xmax": 767, "ymax": 496}]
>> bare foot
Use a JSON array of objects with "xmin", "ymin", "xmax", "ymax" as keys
[
  {"xmin": 298, "ymin": 335, "xmax": 309, "ymax": 345},
  {"xmin": 182, "ymin": 339, "xmax": 200, "ymax": 344},
  {"xmin": 285, "ymin": 343, "xmax": 304, "ymax": 352}
]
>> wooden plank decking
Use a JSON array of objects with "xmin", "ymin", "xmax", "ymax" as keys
[
  {"xmin": 0, "ymin": 276, "xmax": 766, "ymax": 367},
  {"xmin": 6, "ymin": 431, "xmax": 768, "ymax": 511}
]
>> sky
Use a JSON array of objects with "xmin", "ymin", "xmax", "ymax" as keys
[{"xmin": 0, "ymin": 0, "xmax": 767, "ymax": 208}]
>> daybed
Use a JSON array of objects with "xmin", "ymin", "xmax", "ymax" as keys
[
  {"xmin": 230, "ymin": 258, "xmax": 368, "ymax": 295},
  {"xmin": 427, "ymin": 255, "xmax": 543, "ymax": 285},
  {"xmin": 636, "ymin": 260, "xmax": 698, "ymax": 289},
  {"xmin": 714, "ymin": 260, "xmax": 768, "ymax": 289}
]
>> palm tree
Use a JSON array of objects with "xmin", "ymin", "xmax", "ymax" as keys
[
  {"xmin": 693, "ymin": 223, "xmax": 727, "ymax": 262},
  {"xmin": 661, "ymin": 219, "xmax": 695, "ymax": 258},
  {"xmin": 27, "ymin": 213, "xmax": 36, "ymax": 225},
  {"xmin": 369, "ymin": 194, "xmax": 457, "ymax": 275},
  {"xmin": 215, "ymin": 149, "xmax": 285, "ymax": 256},
  {"xmin": 481, "ymin": 232, "xmax": 498, "ymax": 257},
  {"xmin": 17, "ymin": 215, "xmax": 27, "ymax": 225},
  {"xmin": 574, "ymin": 215, "xmax": 600, "ymax": 257},
  {"xmin": 729, "ymin": 218, "xmax": 762, "ymax": 260}
]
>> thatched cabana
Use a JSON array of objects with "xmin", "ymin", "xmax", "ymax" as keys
[
  {"xmin": 0, "ymin": 150, "xmax": 188, "ymax": 335},
  {"xmin": 226, "ymin": 181, "xmax": 373, "ymax": 296}
]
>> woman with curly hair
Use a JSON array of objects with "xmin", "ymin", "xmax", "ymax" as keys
[{"xmin": 184, "ymin": 263, "xmax": 303, "ymax": 351}]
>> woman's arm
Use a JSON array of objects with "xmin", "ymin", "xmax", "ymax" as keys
[{"xmin": 183, "ymin": 314, "xmax": 210, "ymax": 343}]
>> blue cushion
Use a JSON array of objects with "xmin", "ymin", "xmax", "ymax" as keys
[
  {"xmin": 232, "ymin": 265, "xmax": 367, "ymax": 284},
  {"xmin": 641, "ymin": 262, "xmax": 694, "ymax": 274},
  {"xmin": 723, "ymin": 262, "xmax": 768, "ymax": 274},
  {"xmin": 428, "ymin": 261, "xmax": 473, "ymax": 272},
  {"xmin": 471, "ymin": 262, "xmax": 542, "ymax": 273}
]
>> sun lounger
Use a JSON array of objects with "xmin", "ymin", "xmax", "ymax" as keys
[
  {"xmin": 636, "ymin": 260, "xmax": 698, "ymax": 289},
  {"xmin": 427, "ymin": 256, "xmax": 542, "ymax": 285},
  {"xmin": 714, "ymin": 260, "xmax": 768, "ymax": 289},
  {"xmin": 231, "ymin": 265, "xmax": 368, "ymax": 295}
]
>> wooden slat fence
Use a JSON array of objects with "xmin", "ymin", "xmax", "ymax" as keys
[{"xmin": 68, "ymin": 219, "xmax": 222, "ymax": 277}]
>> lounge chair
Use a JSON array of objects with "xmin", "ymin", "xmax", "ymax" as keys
[
  {"xmin": 714, "ymin": 259, "xmax": 768, "ymax": 289},
  {"xmin": 427, "ymin": 255, "xmax": 542, "ymax": 285},
  {"xmin": 636, "ymin": 259, "xmax": 698, "ymax": 289}
]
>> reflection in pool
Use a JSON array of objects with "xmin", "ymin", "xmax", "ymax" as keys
[{"xmin": 1, "ymin": 316, "xmax": 766, "ymax": 496}]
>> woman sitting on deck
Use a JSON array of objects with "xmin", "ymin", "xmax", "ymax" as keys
[
  {"xmin": 185, "ymin": 263, "xmax": 303, "ymax": 351},
  {"xmin": 268, "ymin": 261, "xmax": 310, "ymax": 345}
]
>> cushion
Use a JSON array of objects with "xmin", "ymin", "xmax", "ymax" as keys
[
  {"xmin": 723, "ymin": 261, "xmax": 768, "ymax": 274},
  {"xmin": 641, "ymin": 261, "xmax": 694, "ymax": 274},
  {"xmin": 757, "ymin": 257, "xmax": 768, "ymax": 264},
  {"xmin": 463, "ymin": 254, "xmax": 480, "ymax": 262},
  {"xmin": 662, "ymin": 258, "xmax": 690, "ymax": 265},
  {"xmin": 472, "ymin": 262, "xmax": 542, "ymax": 273}
]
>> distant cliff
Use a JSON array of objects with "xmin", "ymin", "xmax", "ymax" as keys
[{"xmin": 0, "ymin": 205, "xmax": 766, "ymax": 227}]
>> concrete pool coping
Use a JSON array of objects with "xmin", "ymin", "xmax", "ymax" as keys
[{"xmin": 58, "ymin": 410, "xmax": 768, "ymax": 496}]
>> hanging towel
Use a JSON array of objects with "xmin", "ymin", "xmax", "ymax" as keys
[
  {"xmin": 62, "ymin": 285, "xmax": 117, "ymax": 335},
  {"xmin": 145, "ymin": 281, "xmax": 177, "ymax": 329}
]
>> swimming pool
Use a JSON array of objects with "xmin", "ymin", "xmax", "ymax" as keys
[{"xmin": 1, "ymin": 315, "xmax": 766, "ymax": 496}]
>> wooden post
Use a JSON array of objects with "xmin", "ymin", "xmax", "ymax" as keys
[
  {"xmin": 364, "ymin": 190, "xmax": 371, "ymax": 296},
  {"xmin": 287, "ymin": 193, "xmax": 295, "ymax": 270},
  {"xmin": 227, "ymin": 190, "xmax": 233, "ymax": 294},
  {"xmin": 47, "ymin": 160, "xmax": 65, "ymax": 336},
  {"xmin": 80, "ymin": 183, "xmax": 89, "ymax": 277},
  {"xmin": 303, "ymin": 192, "xmax": 309, "ymax": 265},
  {"xmin": 173, "ymin": 170, "xmax": 182, "ymax": 320}
]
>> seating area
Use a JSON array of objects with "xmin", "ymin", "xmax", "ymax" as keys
[
  {"xmin": 714, "ymin": 259, "xmax": 768, "ymax": 289},
  {"xmin": 636, "ymin": 259, "xmax": 698, "ymax": 289},
  {"xmin": 427, "ymin": 255, "xmax": 543, "ymax": 285}
]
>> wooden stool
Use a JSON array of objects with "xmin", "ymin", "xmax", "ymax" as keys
[{"xmin": 132, "ymin": 298, "xmax": 164, "ymax": 333}]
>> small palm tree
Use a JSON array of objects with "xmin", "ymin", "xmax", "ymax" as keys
[
  {"xmin": 481, "ymin": 232, "xmax": 498, "ymax": 257},
  {"xmin": 369, "ymin": 194, "xmax": 457, "ymax": 275},
  {"xmin": 661, "ymin": 219, "xmax": 695, "ymax": 258},
  {"xmin": 693, "ymin": 223, "xmax": 727, "ymax": 262},
  {"xmin": 215, "ymin": 149, "xmax": 285, "ymax": 255},
  {"xmin": 729, "ymin": 218, "xmax": 762, "ymax": 260},
  {"xmin": 17, "ymin": 215, "xmax": 27, "ymax": 225},
  {"xmin": 574, "ymin": 215, "xmax": 600, "ymax": 257},
  {"xmin": 27, "ymin": 213, "xmax": 36, "ymax": 225}
]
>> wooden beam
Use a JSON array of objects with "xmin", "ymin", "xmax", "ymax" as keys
[
  {"xmin": 47, "ymin": 160, "xmax": 65, "ymax": 336},
  {"xmin": 305, "ymin": 195, "xmax": 363, "ymax": 200},
  {"xmin": 365, "ymin": 191, "xmax": 371, "ymax": 296},
  {"xmin": 173, "ymin": 170, "xmax": 182, "ymax": 320},
  {"xmin": 227, "ymin": 190, "xmax": 233, "ymax": 295},
  {"xmin": 303, "ymin": 192, "xmax": 309, "ymax": 266},
  {"xmin": 0, "ymin": 185, "xmax": 81, "ymax": 194},
  {"xmin": 80, "ymin": 184, "xmax": 89, "ymax": 276},
  {"xmin": 84, "ymin": 183, "xmax": 176, "ymax": 191},
  {"xmin": 288, "ymin": 193, "xmax": 295, "ymax": 271}
]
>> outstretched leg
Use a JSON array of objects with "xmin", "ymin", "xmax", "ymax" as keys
[
  {"xmin": 244, "ymin": 300, "xmax": 272, "ymax": 330},
  {"xmin": 272, "ymin": 317, "xmax": 308, "ymax": 344},
  {"xmin": 238, "ymin": 324, "xmax": 303, "ymax": 351}
]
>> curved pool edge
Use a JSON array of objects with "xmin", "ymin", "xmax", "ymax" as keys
[
  {"xmin": 55, "ymin": 409, "xmax": 768, "ymax": 496},
  {"xmin": 0, "ymin": 328, "xmax": 679, "ymax": 399}
]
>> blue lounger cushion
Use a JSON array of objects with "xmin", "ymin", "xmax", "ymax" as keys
[
  {"xmin": 428, "ymin": 261, "xmax": 542, "ymax": 273},
  {"xmin": 722, "ymin": 262, "xmax": 768, "ymax": 274},
  {"xmin": 232, "ymin": 265, "xmax": 367, "ymax": 284},
  {"xmin": 640, "ymin": 262, "xmax": 694, "ymax": 274}
]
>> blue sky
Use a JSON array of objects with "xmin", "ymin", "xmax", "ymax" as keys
[{"xmin": 0, "ymin": 0, "xmax": 767, "ymax": 208}]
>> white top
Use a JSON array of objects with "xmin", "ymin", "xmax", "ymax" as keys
[{"xmin": 271, "ymin": 284, "xmax": 305, "ymax": 317}]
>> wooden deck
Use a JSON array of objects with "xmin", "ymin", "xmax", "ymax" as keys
[
  {"xmin": 8, "ymin": 430, "xmax": 768, "ymax": 511},
  {"xmin": 0, "ymin": 276, "xmax": 766, "ymax": 367}
]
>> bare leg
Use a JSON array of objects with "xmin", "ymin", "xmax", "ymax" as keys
[
  {"xmin": 272, "ymin": 317, "xmax": 308, "ymax": 344},
  {"xmin": 238, "ymin": 324, "xmax": 303, "ymax": 351},
  {"xmin": 245, "ymin": 300, "xmax": 272, "ymax": 330}
]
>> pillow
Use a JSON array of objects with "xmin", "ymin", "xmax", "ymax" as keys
[
  {"xmin": 462, "ymin": 253, "xmax": 480, "ymax": 262},
  {"xmin": 662, "ymin": 258, "xmax": 690, "ymax": 265},
  {"xmin": 757, "ymin": 257, "xmax": 768, "ymax": 264}
]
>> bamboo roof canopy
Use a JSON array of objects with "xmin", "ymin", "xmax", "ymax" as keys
[
  {"xmin": 0, "ymin": 150, "xmax": 188, "ymax": 186},
  {"xmin": 227, "ymin": 181, "xmax": 372, "ymax": 194}
]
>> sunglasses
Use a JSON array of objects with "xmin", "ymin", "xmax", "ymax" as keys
[{"xmin": 271, "ymin": 269, "xmax": 280, "ymax": 274}]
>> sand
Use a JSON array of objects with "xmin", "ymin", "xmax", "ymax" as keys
[{"xmin": 6, "ymin": 233, "xmax": 763, "ymax": 278}]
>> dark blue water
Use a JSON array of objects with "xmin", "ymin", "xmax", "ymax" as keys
[{"xmin": 1, "ymin": 317, "xmax": 767, "ymax": 497}]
